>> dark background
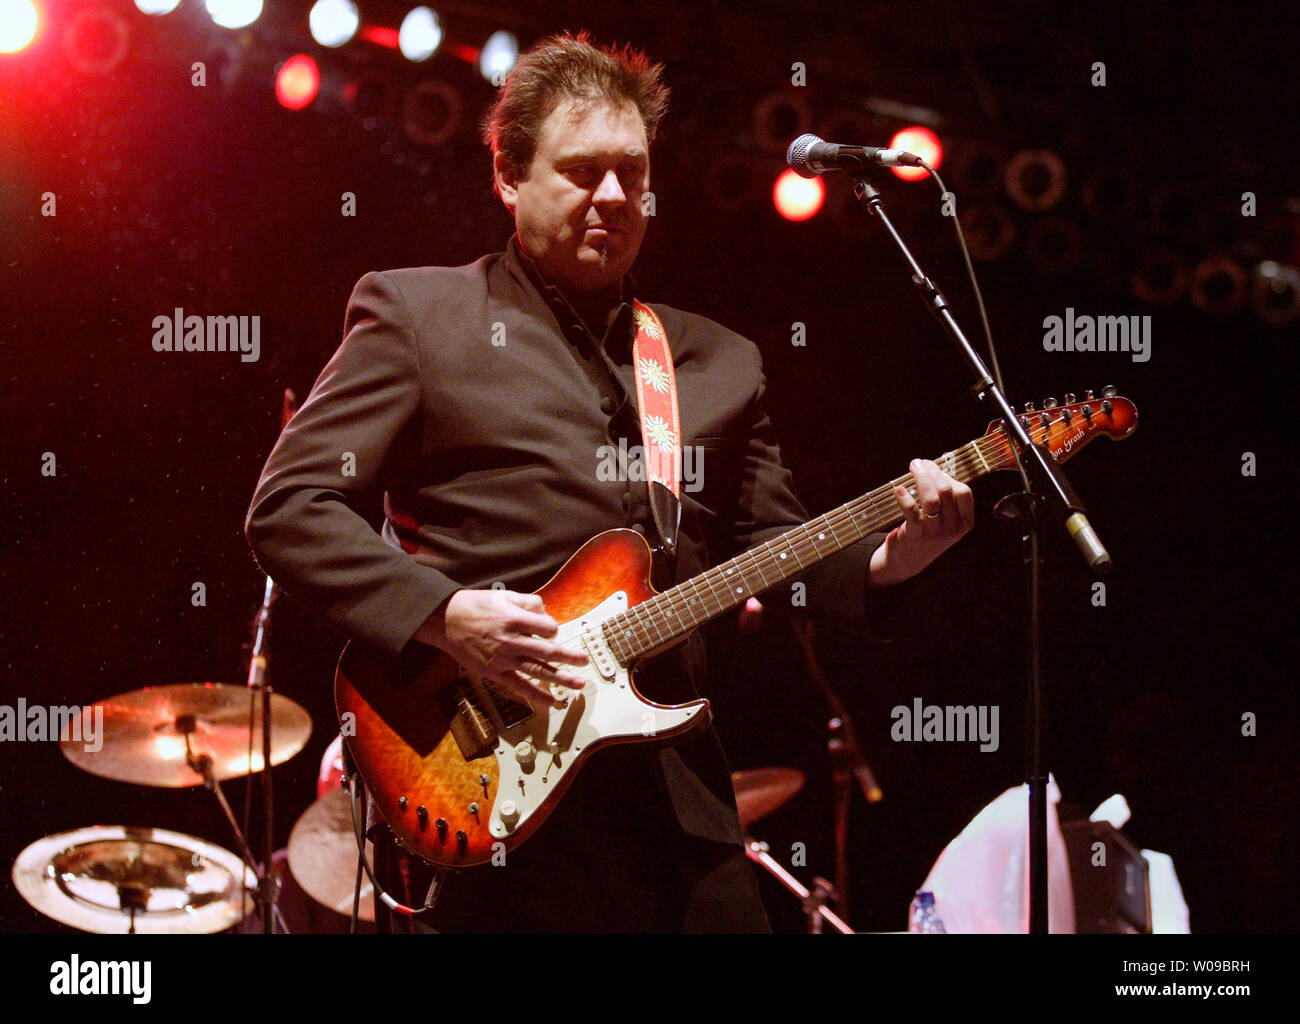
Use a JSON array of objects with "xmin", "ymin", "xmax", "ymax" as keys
[{"xmin": 2, "ymin": 0, "xmax": 1296, "ymax": 934}]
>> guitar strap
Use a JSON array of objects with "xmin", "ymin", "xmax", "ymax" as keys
[{"xmin": 630, "ymin": 300, "xmax": 681, "ymax": 555}]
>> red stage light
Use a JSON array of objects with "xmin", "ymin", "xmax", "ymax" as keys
[
  {"xmin": 448, "ymin": 42, "xmax": 480, "ymax": 65},
  {"xmin": 889, "ymin": 126, "xmax": 942, "ymax": 181},
  {"xmin": 275, "ymin": 54, "xmax": 320, "ymax": 111},
  {"xmin": 360, "ymin": 25, "xmax": 399, "ymax": 50},
  {"xmin": 0, "ymin": 0, "xmax": 40, "ymax": 54},
  {"xmin": 773, "ymin": 168, "xmax": 825, "ymax": 222}
]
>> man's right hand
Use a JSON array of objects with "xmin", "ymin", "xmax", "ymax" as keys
[{"xmin": 413, "ymin": 589, "xmax": 589, "ymax": 707}]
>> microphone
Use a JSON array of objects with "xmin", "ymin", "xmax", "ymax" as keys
[{"xmin": 786, "ymin": 133, "xmax": 925, "ymax": 178}]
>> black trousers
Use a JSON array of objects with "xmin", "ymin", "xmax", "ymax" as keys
[{"xmin": 368, "ymin": 786, "xmax": 771, "ymax": 934}]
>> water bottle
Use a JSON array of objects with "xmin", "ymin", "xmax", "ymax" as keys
[{"xmin": 908, "ymin": 890, "xmax": 947, "ymax": 933}]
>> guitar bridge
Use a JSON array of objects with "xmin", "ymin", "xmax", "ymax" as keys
[{"xmin": 440, "ymin": 673, "xmax": 532, "ymax": 762}]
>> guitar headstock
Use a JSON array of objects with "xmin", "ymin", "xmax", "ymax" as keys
[{"xmin": 984, "ymin": 386, "xmax": 1138, "ymax": 466}]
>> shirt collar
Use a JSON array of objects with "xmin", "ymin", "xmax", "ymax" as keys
[{"xmin": 506, "ymin": 234, "xmax": 637, "ymax": 351}]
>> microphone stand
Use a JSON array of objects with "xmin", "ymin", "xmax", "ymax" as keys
[
  {"xmin": 848, "ymin": 174, "xmax": 1111, "ymax": 933},
  {"xmin": 792, "ymin": 622, "xmax": 882, "ymax": 921},
  {"xmin": 182, "ymin": 725, "xmax": 288, "ymax": 933},
  {"xmin": 245, "ymin": 388, "xmax": 297, "ymax": 933},
  {"xmin": 247, "ymin": 576, "xmax": 278, "ymax": 934}
]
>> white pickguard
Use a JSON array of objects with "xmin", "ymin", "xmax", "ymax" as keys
[{"xmin": 485, "ymin": 591, "xmax": 706, "ymax": 839}]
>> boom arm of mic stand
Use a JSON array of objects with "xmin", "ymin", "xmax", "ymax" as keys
[{"xmin": 850, "ymin": 176, "xmax": 1112, "ymax": 573}]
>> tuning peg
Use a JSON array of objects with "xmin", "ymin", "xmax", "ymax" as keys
[
  {"xmin": 1064, "ymin": 392, "xmax": 1076, "ymax": 404},
  {"xmin": 1043, "ymin": 397, "xmax": 1059, "ymax": 409},
  {"xmin": 1101, "ymin": 384, "xmax": 1118, "ymax": 398},
  {"xmin": 1084, "ymin": 389, "xmax": 1095, "ymax": 401},
  {"xmin": 1040, "ymin": 411, "xmax": 1052, "ymax": 428},
  {"xmin": 1023, "ymin": 401, "xmax": 1036, "ymax": 412}
]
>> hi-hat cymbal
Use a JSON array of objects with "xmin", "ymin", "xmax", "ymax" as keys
[
  {"xmin": 288, "ymin": 789, "xmax": 375, "ymax": 922},
  {"xmin": 12, "ymin": 825, "xmax": 255, "ymax": 934},
  {"xmin": 732, "ymin": 767, "xmax": 806, "ymax": 830},
  {"xmin": 60, "ymin": 682, "xmax": 312, "ymax": 787}
]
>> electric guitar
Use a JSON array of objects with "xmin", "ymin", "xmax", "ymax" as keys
[{"xmin": 337, "ymin": 389, "xmax": 1137, "ymax": 867}]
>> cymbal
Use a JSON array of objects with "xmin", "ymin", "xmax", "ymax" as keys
[
  {"xmin": 732, "ymin": 766, "xmax": 806, "ymax": 830},
  {"xmin": 12, "ymin": 825, "xmax": 254, "ymax": 934},
  {"xmin": 61, "ymin": 682, "xmax": 312, "ymax": 787},
  {"xmin": 288, "ymin": 789, "xmax": 375, "ymax": 922}
]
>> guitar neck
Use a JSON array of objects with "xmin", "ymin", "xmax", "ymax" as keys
[{"xmin": 602, "ymin": 428, "xmax": 1017, "ymax": 664}]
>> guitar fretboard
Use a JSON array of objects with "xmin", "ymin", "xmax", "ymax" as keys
[{"xmin": 601, "ymin": 429, "xmax": 1018, "ymax": 664}]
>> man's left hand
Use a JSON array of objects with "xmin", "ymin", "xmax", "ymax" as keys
[{"xmin": 868, "ymin": 459, "xmax": 974, "ymax": 587}]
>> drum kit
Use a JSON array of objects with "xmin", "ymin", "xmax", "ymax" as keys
[
  {"xmin": 10, "ymin": 681, "xmax": 376, "ymax": 934},
  {"xmin": 15, "ymin": 679, "xmax": 844, "ymax": 933}
]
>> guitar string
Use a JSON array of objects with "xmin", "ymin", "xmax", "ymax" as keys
[
  {"xmin": 611, "ymin": 432, "xmax": 1016, "ymax": 652},
  {"xmin": 611, "ymin": 407, "xmax": 1118, "ymax": 656}
]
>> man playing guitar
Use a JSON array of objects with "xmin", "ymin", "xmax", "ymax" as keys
[{"xmin": 246, "ymin": 32, "xmax": 972, "ymax": 932}]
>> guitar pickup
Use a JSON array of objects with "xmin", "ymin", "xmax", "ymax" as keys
[{"xmin": 582, "ymin": 627, "xmax": 619, "ymax": 680}]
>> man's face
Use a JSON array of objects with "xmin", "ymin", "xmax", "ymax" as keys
[{"xmin": 496, "ymin": 98, "xmax": 650, "ymax": 295}]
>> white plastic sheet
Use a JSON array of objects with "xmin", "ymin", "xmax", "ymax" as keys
[{"xmin": 916, "ymin": 776, "xmax": 1075, "ymax": 933}]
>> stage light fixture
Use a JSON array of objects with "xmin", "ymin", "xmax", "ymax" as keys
[
  {"xmin": 1130, "ymin": 245, "xmax": 1188, "ymax": 306},
  {"xmin": 888, "ymin": 126, "xmax": 941, "ymax": 181},
  {"xmin": 1082, "ymin": 167, "xmax": 1138, "ymax": 224},
  {"xmin": 62, "ymin": 6, "xmax": 130, "ymax": 74},
  {"xmin": 1005, "ymin": 149, "xmax": 1067, "ymax": 212},
  {"xmin": 1025, "ymin": 216, "xmax": 1084, "ymax": 274},
  {"xmin": 1189, "ymin": 256, "xmax": 1249, "ymax": 315},
  {"xmin": 134, "ymin": 0, "xmax": 181, "ymax": 14},
  {"xmin": 773, "ymin": 168, "xmax": 824, "ymax": 222},
  {"xmin": 752, "ymin": 91, "xmax": 812, "ymax": 153},
  {"xmin": 479, "ymin": 30, "xmax": 516, "ymax": 84},
  {"xmin": 205, "ymin": 0, "xmax": 263, "ymax": 31},
  {"xmin": 1251, "ymin": 260, "xmax": 1300, "ymax": 326},
  {"xmin": 309, "ymin": 0, "xmax": 358, "ymax": 48},
  {"xmin": 948, "ymin": 140, "xmax": 1007, "ymax": 198},
  {"xmin": 401, "ymin": 79, "xmax": 461, "ymax": 146},
  {"xmin": 958, "ymin": 202, "xmax": 1017, "ymax": 261},
  {"xmin": 399, "ymin": 6, "xmax": 441, "ymax": 62},
  {"xmin": 276, "ymin": 53, "xmax": 320, "ymax": 110},
  {"xmin": 0, "ymin": 0, "xmax": 39, "ymax": 53}
]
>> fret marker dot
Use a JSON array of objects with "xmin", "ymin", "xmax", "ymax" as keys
[
  {"xmin": 779, "ymin": 552, "xmax": 786, "ymax": 559},
  {"xmin": 818, "ymin": 533, "xmax": 825, "ymax": 540}
]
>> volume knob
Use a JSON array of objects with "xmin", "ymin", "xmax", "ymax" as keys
[
  {"xmin": 499, "ymin": 800, "xmax": 519, "ymax": 825},
  {"xmin": 514, "ymin": 740, "xmax": 536, "ymax": 767}
]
